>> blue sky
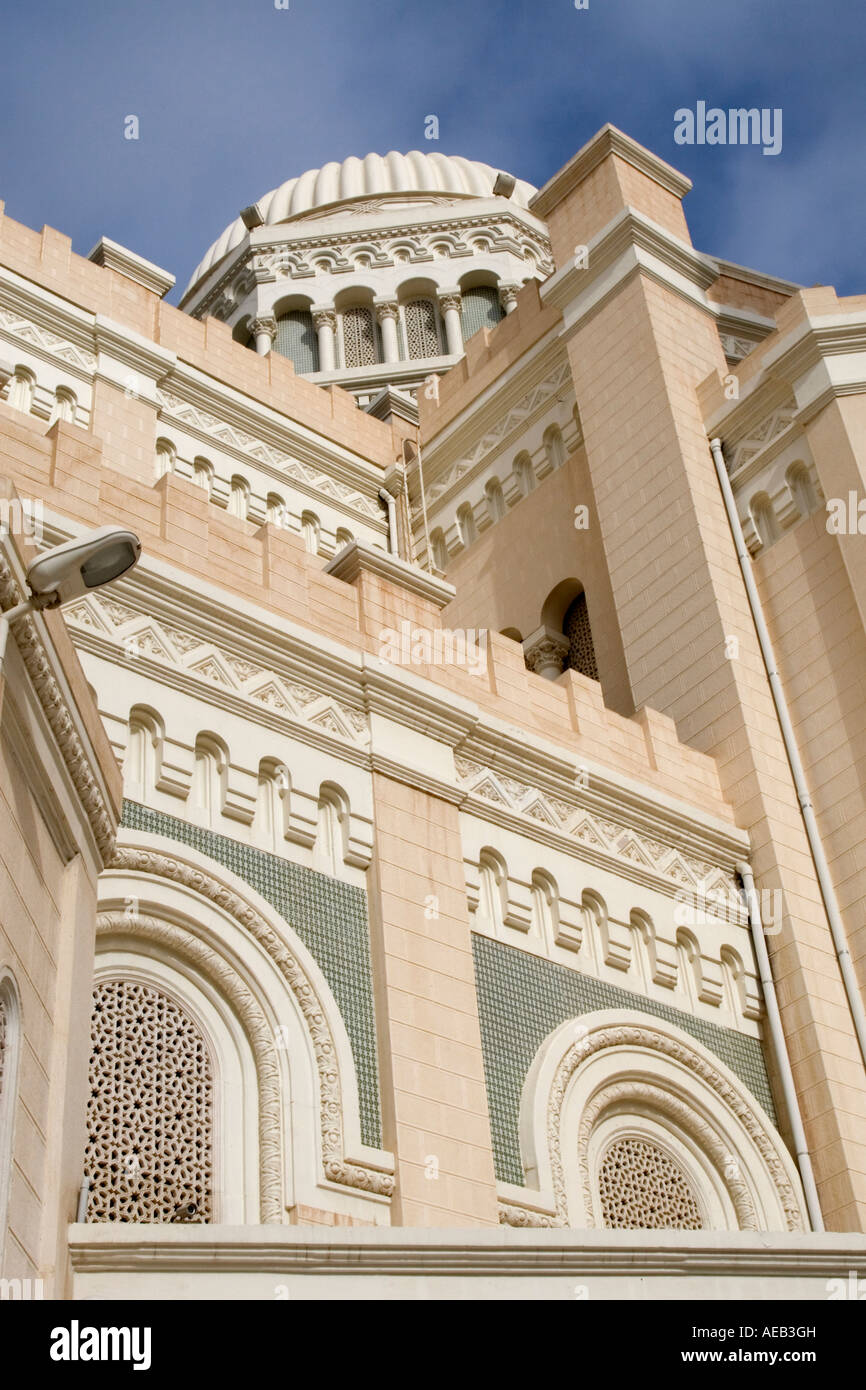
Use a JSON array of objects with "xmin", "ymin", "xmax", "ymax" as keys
[{"xmin": 0, "ymin": 0, "xmax": 863, "ymax": 301}]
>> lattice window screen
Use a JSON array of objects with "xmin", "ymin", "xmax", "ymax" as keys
[
  {"xmin": 564, "ymin": 592, "xmax": 599, "ymax": 681},
  {"xmin": 404, "ymin": 299, "xmax": 440, "ymax": 359},
  {"xmin": 341, "ymin": 307, "xmax": 378, "ymax": 367},
  {"xmin": 275, "ymin": 311, "xmax": 319, "ymax": 373},
  {"xmin": 598, "ymin": 1136, "xmax": 704, "ymax": 1230},
  {"xmin": 460, "ymin": 286, "xmax": 503, "ymax": 341},
  {"xmin": 84, "ymin": 978, "xmax": 213, "ymax": 1223}
]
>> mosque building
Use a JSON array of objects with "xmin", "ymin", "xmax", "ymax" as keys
[{"xmin": 0, "ymin": 125, "xmax": 865, "ymax": 1298}]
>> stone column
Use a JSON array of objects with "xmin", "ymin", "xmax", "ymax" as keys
[
  {"xmin": 312, "ymin": 307, "xmax": 337, "ymax": 372},
  {"xmin": 498, "ymin": 282, "xmax": 520, "ymax": 315},
  {"xmin": 375, "ymin": 301, "xmax": 401, "ymax": 364},
  {"xmin": 522, "ymin": 626, "xmax": 569, "ymax": 680},
  {"xmin": 250, "ymin": 315, "xmax": 277, "ymax": 356},
  {"xmin": 438, "ymin": 291, "xmax": 463, "ymax": 356}
]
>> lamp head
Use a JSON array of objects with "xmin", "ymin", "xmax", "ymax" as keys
[{"xmin": 26, "ymin": 526, "xmax": 141, "ymax": 606}]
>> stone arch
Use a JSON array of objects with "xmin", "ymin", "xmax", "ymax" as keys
[
  {"xmin": 515, "ymin": 1010, "xmax": 808, "ymax": 1232},
  {"xmin": 101, "ymin": 840, "xmax": 394, "ymax": 1204}
]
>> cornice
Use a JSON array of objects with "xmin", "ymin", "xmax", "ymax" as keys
[
  {"xmin": 325, "ymin": 541, "xmax": 455, "ymax": 609},
  {"xmin": 67, "ymin": 1224, "xmax": 866, "ymax": 1277},
  {"xmin": 0, "ymin": 543, "xmax": 117, "ymax": 864},
  {"xmin": 530, "ymin": 125, "xmax": 692, "ymax": 219},
  {"xmin": 185, "ymin": 205, "xmax": 552, "ymax": 315},
  {"xmin": 541, "ymin": 207, "xmax": 718, "ymax": 336},
  {"xmin": 88, "ymin": 237, "xmax": 175, "ymax": 298}
]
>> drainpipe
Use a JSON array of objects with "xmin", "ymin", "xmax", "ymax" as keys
[
  {"xmin": 738, "ymin": 860, "xmax": 824, "ymax": 1231},
  {"xmin": 710, "ymin": 437, "xmax": 866, "ymax": 1072},
  {"xmin": 378, "ymin": 488, "xmax": 398, "ymax": 555}
]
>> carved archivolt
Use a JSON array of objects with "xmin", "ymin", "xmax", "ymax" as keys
[
  {"xmin": 577, "ymin": 1080, "xmax": 757, "ymax": 1231},
  {"xmin": 544, "ymin": 1025, "xmax": 803, "ymax": 1232},
  {"xmin": 106, "ymin": 846, "xmax": 394, "ymax": 1200},
  {"xmin": 0, "ymin": 553, "xmax": 116, "ymax": 864}
]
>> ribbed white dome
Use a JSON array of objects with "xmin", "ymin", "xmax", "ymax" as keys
[{"xmin": 183, "ymin": 151, "xmax": 537, "ymax": 297}]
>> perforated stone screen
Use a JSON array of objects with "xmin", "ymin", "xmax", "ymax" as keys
[
  {"xmin": 405, "ymin": 299, "xmax": 440, "ymax": 359},
  {"xmin": 85, "ymin": 978, "xmax": 213, "ymax": 1223},
  {"xmin": 564, "ymin": 592, "xmax": 598, "ymax": 681},
  {"xmin": 598, "ymin": 1136, "xmax": 704, "ymax": 1230},
  {"xmin": 342, "ymin": 307, "xmax": 378, "ymax": 367}
]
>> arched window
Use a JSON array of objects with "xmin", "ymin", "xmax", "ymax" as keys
[
  {"xmin": 457, "ymin": 502, "xmax": 477, "ymax": 548},
  {"xmin": 563, "ymin": 591, "xmax": 598, "ymax": 680},
  {"xmin": 0, "ymin": 976, "xmax": 20, "ymax": 1245},
  {"xmin": 676, "ymin": 929, "xmax": 701, "ymax": 1009},
  {"xmin": 341, "ymin": 306, "xmax": 378, "ymax": 368},
  {"xmin": 266, "ymin": 492, "xmax": 287, "ymax": 528},
  {"xmin": 7, "ymin": 367, "xmax": 35, "ymax": 413},
  {"xmin": 301, "ymin": 510, "xmax": 320, "ymax": 555},
  {"xmin": 478, "ymin": 849, "xmax": 507, "ymax": 931},
  {"xmin": 254, "ymin": 758, "xmax": 288, "ymax": 848},
  {"xmin": 485, "ymin": 477, "xmax": 505, "ymax": 522},
  {"xmin": 275, "ymin": 310, "xmax": 319, "ymax": 373},
  {"xmin": 155, "ymin": 438, "xmax": 175, "ymax": 481},
  {"xmin": 192, "ymin": 734, "xmax": 228, "ymax": 824},
  {"xmin": 460, "ymin": 286, "xmax": 504, "ymax": 340},
  {"xmin": 315, "ymin": 783, "xmax": 347, "ymax": 874},
  {"xmin": 786, "ymin": 462, "xmax": 817, "ymax": 519},
  {"xmin": 430, "ymin": 529, "xmax": 448, "ymax": 571},
  {"xmin": 750, "ymin": 493, "xmax": 778, "ymax": 548},
  {"xmin": 597, "ymin": 1135, "xmax": 704, "ymax": 1230},
  {"xmin": 514, "ymin": 452, "xmax": 534, "ymax": 496},
  {"xmin": 192, "ymin": 457, "xmax": 213, "ymax": 496},
  {"xmin": 531, "ymin": 870, "xmax": 559, "ymax": 945},
  {"xmin": 404, "ymin": 298, "xmax": 440, "ymax": 359},
  {"xmin": 84, "ymin": 977, "xmax": 213, "ymax": 1222},
  {"xmin": 335, "ymin": 527, "xmax": 354, "ymax": 551},
  {"xmin": 125, "ymin": 706, "xmax": 163, "ymax": 797},
  {"xmin": 228, "ymin": 475, "xmax": 250, "ymax": 520},
  {"xmin": 544, "ymin": 424, "xmax": 566, "ymax": 471},
  {"xmin": 49, "ymin": 385, "xmax": 77, "ymax": 426}
]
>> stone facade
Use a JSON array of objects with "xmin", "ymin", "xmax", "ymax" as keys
[{"xmin": 0, "ymin": 125, "xmax": 865, "ymax": 1299}]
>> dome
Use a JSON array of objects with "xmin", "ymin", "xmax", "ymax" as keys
[{"xmin": 183, "ymin": 151, "xmax": 538, "ymax": 297}]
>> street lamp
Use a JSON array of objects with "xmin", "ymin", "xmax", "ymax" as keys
[{"xmin": 0, "ymin": 524, "xmax": 141, "ymax": 672}]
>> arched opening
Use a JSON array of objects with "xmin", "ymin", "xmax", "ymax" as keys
[
  {"xmin": 301, "ymin": 510, "xmax": 320, "ymax": 555},
  {"xmin": 193, "ymin": 456, "xmax": 213, "ymax": 497},
  {"xmin": 750, "ymin": 492, "xmax": 778, "ymax": 548},
  {"xmin": 275, "ymin": 308, "xmax": 320, "ymax": 373},
  {"xmin": 314, "ymin": 782, "xmax": 348, "ymax": 875},
  {"xmin": 541, "ymin": 580, "xmax": 599, "ymax": 682},
  {"xmin": 402, "ymin": 297, "xmax": 442, "ymax": 360},
  {"xmin": 514, "ymin": 451, "xmax": 534, "ymax": 496},
  {"xmin": 460, "ymin": 284, "xmax": 504, "ymax": 340},
  {"xmin": 49, "ymin": 385, "xmax": 77, "ymax": 426},
  {"xmin": 457, "ymin": 501, "xmax": 477, "ymax": 548},
  {"xmin": 786, "ymin": 461, "xmax": 817, "ymax": 519},
  {"xmin": 478, "ymin": 849, "xmax": 508, "ymax": 931},
  {"xmin": 125, "ymin": 705, "xmax": 164, "ymax": 798},
  {"xmin": 192, "ymin": 733, "xmax": 229, "ymax": 825},
  {"xmin": 155, "ymin": 437, "xmax": 176, "ymax": 481},
  {"xmin": 543, "ymin": 424, "xmax": 566, "ymax": 471},
  {"xmin": 430, "ymin": 528, "xmax": 448, "ymax": 571},
  {"xmin": 485, "ymin": 477, "xmax": 505, "ymax": 522},
  {"xmin": 228, "ymin": 475, "xmax": 250, "ymax": 520},
  {"xmin": 84, "ymin": 976, "xmax": 214, "ymax": 1222}
]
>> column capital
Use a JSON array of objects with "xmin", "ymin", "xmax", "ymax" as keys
[
  {"xmin": 522, "ymin": 626, "xmax": 569, "ymax": 680},
  {"xmin": 249, "ymin": 315, "xmax": 277, "ymax": 343},
  {"xmin": 374, "ymin": 299, "xmax": 400, "ymax": 323},
  {"xmin": 437, "ymin": 290, "xmax": 462, "ymax": 314},
  {"xmin": 311, "ymin": 307, "xmax": 336, "ymax": 331},
  {"xmin": 498, "ymin": 282, "xmax": 520, "ymax": 314}
]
